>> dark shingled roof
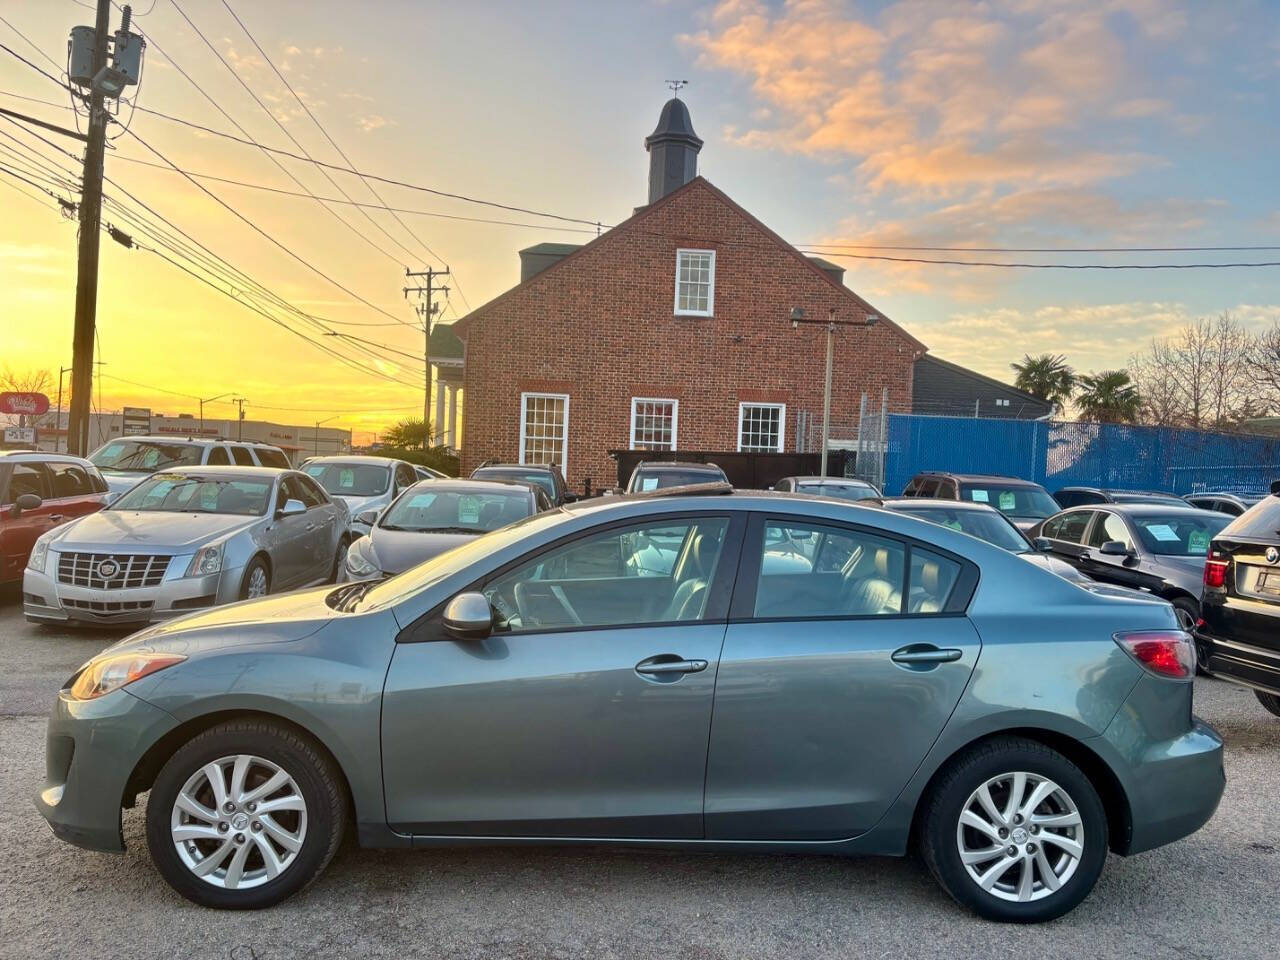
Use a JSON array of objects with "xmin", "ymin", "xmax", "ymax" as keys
[
  {"xmin": 518, "ymin": 242, "xmax": 584, "ymax": 257},
  {"xmin": 645, "ymin": 97, "xmax": 702, "ymax": 149},
  {"xmin": 429, "ymin": 322, "xmax": 463, "ymax": 360}
]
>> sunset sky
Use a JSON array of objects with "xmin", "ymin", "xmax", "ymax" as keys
[{"xmin": 2, "ymin": 0, "xmax": 1278, "ymax": 442}]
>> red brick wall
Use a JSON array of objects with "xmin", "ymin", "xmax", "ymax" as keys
[{"xmin": 458, "ymin": 179, "xmax": 921, "ymax": 490}]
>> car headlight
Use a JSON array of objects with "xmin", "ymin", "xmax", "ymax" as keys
[
  {"xmin": 68, "ymin": 652, "xmax": 186, "ymax": 701},
  {"xmin": 345, "ymin": 537, "xmax": 381, "ymax": 578},
  {"xmin": 27, "ymin": 536, "xmax": 50, "ymax": 572},
  {"xmin": 185, "ymin": 542, "xmax": 224, "ymax": 578}
]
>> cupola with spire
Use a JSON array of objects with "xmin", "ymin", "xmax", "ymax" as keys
[{"xmin": 645, "ymin": 95, "xmax": 703, "ymax": 204}]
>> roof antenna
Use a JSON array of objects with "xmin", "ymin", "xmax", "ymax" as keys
[{"xmin": 665, "ymin": 79, "xmax": 688, "ymax": 98}]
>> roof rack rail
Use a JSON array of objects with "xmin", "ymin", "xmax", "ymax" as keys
[{"xmin": 631, "ymin": 481, "xmax": 735, "ymax": 498}]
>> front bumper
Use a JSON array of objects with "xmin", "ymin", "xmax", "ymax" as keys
[
  {"xmin": 23, "ymin": 560, "xmax": 244, "ymax": 627},
  {"xmin": 34, "ymin": 688, "xmax": 179, "ymax": 852},
  {"xmin": 1098, "ymin": 675, "xmax": 1225, "ymax": 855}
]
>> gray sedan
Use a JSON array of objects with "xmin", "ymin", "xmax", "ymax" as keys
[
  {"xmin": 35, "ymin": 489, "xmax": 1222, "ymax": 921},
  {"xmin": 344, "ymin": 478, "xmax": 549, "ymax": 581},
  {"xmin": 23, "ymin": 466, "xmax": 349, "ymax": 626}
]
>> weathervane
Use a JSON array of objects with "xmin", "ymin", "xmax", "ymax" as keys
[{"xmin": 665, "ymin": 79, "xmax": 688, "ymax": 97}]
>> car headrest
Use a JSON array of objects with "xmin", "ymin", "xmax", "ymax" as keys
[
  {"xmin": 873, "ymin": 547, "xmax": 891, "ymax": 578},
  {"xmin": 919, "ymin": 560, "xmax": 940, "ymax": 594}
]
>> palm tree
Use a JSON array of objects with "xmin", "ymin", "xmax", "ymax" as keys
[
  {"xmin": 1075, "ymin": 370, "xmax": 1142, "ymax": 423},
  {"xmin": 1010, "ymin": 354, "xmax": 1075, "ymax": 412}
]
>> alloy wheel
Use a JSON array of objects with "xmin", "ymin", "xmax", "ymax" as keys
[
  {"xmin": 955, "ymin": 771, "xmax": 1084, "ymax": 903},
  {"xmin": 246, "ymin": 566, "xmax": 269, "ymax": 599},
  {"xmin": 170, "ymin": 754, "xmax": 308, "ymax": 890}
]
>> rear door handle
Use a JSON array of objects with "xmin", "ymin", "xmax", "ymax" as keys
[
  {"xmin": 891, "ymin": 645, "xmax": 963, "ymax": 665},
  {"xmin": 635, "ymin": 656, "xmax": 709, "ymax": 676}
]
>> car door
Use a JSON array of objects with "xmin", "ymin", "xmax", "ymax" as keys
[
  {"xmin": 295, "ymin": 473, "xmax": 338, "ymax": 580},
  {"xmin": 1076, "ymin": 510, "xmax": 1155, "ymax": 590},
  {"xmin": 268, "ymin": 476, "xmax": 315, "ymax": 588},
  {"xmin": 0, "ymin": 462, "xmax": 56, "ymax": 583},
  {"xmin": 704, "ymin": 513, "xmax": 981, "ymax": 840},
  {"xmin": 1040, "ymin": 510, "xmax": 1096, "ymax": 569},
  {"xmin": 381, "ymin": 512, "xmax": 744, "ymax": 839}
]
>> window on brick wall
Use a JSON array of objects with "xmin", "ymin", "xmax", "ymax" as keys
[
  {"xmin": 520, "ymin": 392, "xmax": 569, "ymax": 471},
  {"xmin": 738, "ymin": 403, "xmax": 785, "ymax": 452},
  {"xmin": 674, "ymin": 249, "xmax": 715, "ymax": 316},
  {"xmin": 630, "ymin": 398, "xmax": 678, "ymax": 451}
]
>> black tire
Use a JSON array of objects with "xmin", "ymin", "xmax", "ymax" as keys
[
  {"xmin": 919, "ymin": 736, "xmax": 1108, "ymax": 923},
  {"xmin": 239, "ymin": 556, "xmax": 271, "ymax": 601},
  {"xmin": 1170, "ymin": 598, "xmax": 1210, "ymax": 676},
  {"xmin": 1256, "ymin": 690, "xmax": 1280, "ymax": 719},
  {"xmin": 330, "ymin": 536, "xmax": 350, "ymax": 583},
  {"xmin": 145, "ymin": 719, "xmax": 347, "ymax": 909}
]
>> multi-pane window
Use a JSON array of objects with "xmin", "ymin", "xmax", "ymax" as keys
[
  {"xmin": 630, "ymin": 398, "xmax": 678, "ymax": 451},
  {"xmin": 520, "ymin": 392, "xmax": 569, "ymax": 470},
  {"xmin": 738, "ymin": 403, "xmax": 785, "ymax": 452},
  {"xmin": 674, "ymin": 249, "xmax": 715, "ymax": 316}
]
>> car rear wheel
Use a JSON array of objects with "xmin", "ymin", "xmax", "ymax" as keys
[
  {"xmin": 330, "ymin": 537, "xmax": 350, "ymax": 583},
  {"xmin": 239, "ymin": 557, "xmax": 270, "ymax": 601},
  {"xmin": 1256, "ymin": 690, "xmax": 1280, "ymax": 719},
  {"xmin": 919, "ymin": 736, "xmax": 1107, "ymax": 923},
  {"xmin": 145, "ymin": 720, "xmax": 347, "ymax": 909}
]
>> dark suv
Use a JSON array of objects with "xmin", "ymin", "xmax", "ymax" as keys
[
  {"xmin": 471, "ymin": 462, "xmax": 571, "ymax": 506},
  {"xmin": 1198, "ymin": 482, "xmax": 1280, "ymax": 718},
  {"xmin": 1053, "ymin": 487, "xmax": 1186, "ymax": 508},
  {"xmin": 900, "ymin": 472, "xmax": 1059, "ymax": 532},
  {"xmin": 626, "ymin": 460, "xmax": 728, "ymax": 493}
]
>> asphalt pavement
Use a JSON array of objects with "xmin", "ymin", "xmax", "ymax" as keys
[{"xmin": 0, "ymin": 589, "xmax": 1277, "ymax": 960}]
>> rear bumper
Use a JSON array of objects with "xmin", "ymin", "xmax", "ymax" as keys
[
  {"xmin": 1097, "ymin": 675, "xmax": 1224, "ymax": 855},
  {"xmin": 34, "ymin": 688, "xmax": 178, "ymax": 853},
  {"xmin": 1197, "ymin": 622, "xmax": 1280, "ymax": 698}
]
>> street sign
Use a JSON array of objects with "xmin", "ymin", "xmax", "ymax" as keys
[
  {"xmin": 4, "ymin": 426, "xmax": 36, "ymax": 445},
  {"xmin": 122, "ymin": 406, "xmax": 151, "ymax": 436},
  {"xmin": 0, "ymin": 392, "xmax": 50, "ymax": 416}
]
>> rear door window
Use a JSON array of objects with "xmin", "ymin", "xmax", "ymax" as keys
[
  {"xmin": 1045, "ymin": 511, "xmax": 1093, "ymax": 544},
  {"xmin": 255, "ymin": 447, "xmax": 290, "ymax": 469},
  {"xmin": 907, "ymin": 547, "xmax": 962, "ymax": 614},
  {"xmin": 206, "ymin": 446, "xmax": 231, "ymax": 465},
  {"xmin": 754, "ymin": 520, "xmax": 906, "ymax": 618},
  {"xmin": 1087, "ymin": 512, "xmax": 1132, "ymax": 550},
  {"xmin": 229, "ymin": 446, "xmax": 255, "ymax": 466}
]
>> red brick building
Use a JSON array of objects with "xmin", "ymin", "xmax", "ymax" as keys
[{"xmin": 454, "ymin": 98, "xmax": 927, "ymax": 489}]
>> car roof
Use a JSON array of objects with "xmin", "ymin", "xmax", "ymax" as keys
[
  {"xmin": 474, "ymin": 462, "xmax": 556, "ymax": 472},
  {"xmin": 156, "ymin": 465, "xmax": 288, "ymax": 478},
  {"xmin": 302, "ymin": 455, "xmax": 397, "ymax": 467},
  {"xmin": 791, "ymin": 476, "xmax": 873, "ymax": 485},
  {"xmin": 635, "ymin": 460, "xmax": 724, "ymax": 470},
  {"xmin": 880, "ymin": 497, "xmax": 999, "ymax": 512},
  {"xmin": 0, "ymin": 450, "xmax": 96, "ymax": 466},
  {"xmin": 100, "ymin": 435, "xmax": 274, "ymax": 447},
  {"xmin": 405, "ymin": 478, "xmax": 534, "ymax": 495},
  {"xmin": 916, "ymin": 471, "xmax": 1040, "ymax": 485},
  {"xmin": 1059, "ymin": 502, "xmax": 1216, "ymax": 517}
]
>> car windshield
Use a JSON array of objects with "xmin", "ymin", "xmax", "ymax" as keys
[
  {"xmin": 380, "ymin": 489, "xmax": 531, "ymax": 533},
  {"xmin": 358, "ymin": 509, "xmax": 568, "ymax": 612},
  {"xmin": 473, "ymin": 468, "xmax": 556, "ymax": 499},
  {"xmin": 1131, "ymin": 513, "xmax": 1231, "ymax": 556},
  {"xmin": 890, "ymin": 504, "xmax": 1030, "ymax": 552},
  {"xmin": 632, "ymin": 468, "xmax": 723, "ymax": 491},
  {"xmin": 90, "ymin": 440, "xmax": 202, "ymax": 473},
  {"xmin": 959, "ymin": 482, "xmax": 1059, "ymax": 520},
  {"xmin": 111, "ymin": 473, "xmax": 272, "ymax": 515},
  {"xmin": 304, "ymin": 462, "xmax": 390, "ymax": 497},
  {"xmin": 796, "ymin": 481, "xmax": 879, "ymax": 502}
]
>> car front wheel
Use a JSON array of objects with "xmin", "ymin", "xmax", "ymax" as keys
[
  {"xmin": 1256, "ymin": 690, "xmax": 1280, "ymax": 719},
  {"xmin": 919, "ymin": 736, "xmax": 1108, "ymax": 923},
  {"xmin": 145, "ymin": 720, "xmax": 347, "ymax": 909}
]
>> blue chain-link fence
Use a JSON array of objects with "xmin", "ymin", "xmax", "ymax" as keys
[{"xmin": 872, "ymin": 414, "xmax": 1280, "ymax": 497}]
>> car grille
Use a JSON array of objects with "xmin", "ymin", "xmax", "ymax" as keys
[
  {"xmin": 62, "ymin": 598, "xmax": 154, "ymax": 615},
  {"xmin": 56, "ymin": 552, "xmax": 169, "ymax": 589}
]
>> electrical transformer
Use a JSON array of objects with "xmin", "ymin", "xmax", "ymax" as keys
[
  {"xmin": 112, "ymin": 29, "xmax": 144, "ymax": 85},
  {"xmin": 67, "ymin": 25, "xmax": 96, "ymax": 87}
]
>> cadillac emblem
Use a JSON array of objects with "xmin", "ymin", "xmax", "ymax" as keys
[
  {"xmin": 1267, "ymin": 547, "xmax": 1279, "ymax": 565},
  {"xmin": 96, "ymin": 558, "xmax": 121, "ymax": 580}
]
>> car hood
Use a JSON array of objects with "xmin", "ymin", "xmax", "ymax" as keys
[
  {"xmin": 49, "ymin": 509, "xmax": 259, "ymax": 551},
  {"xmin": 332, "ymin": 493, "xmax": 384, "ymax": 516},
  {"xmin": 370, "ymin": 527, "xmax": 479, "ymax": 575},
  {"xmin": 102, "ymin": 583, "xmax": 340, "ymax": 658}
]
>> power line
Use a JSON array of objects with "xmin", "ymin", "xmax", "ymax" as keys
[
  {"xmin": 801, "ymin": 242, "xmax": 1280, "ymax": 254},
  {"xmin": 0, "ymin": 40, "xmax": 66, "ymax": 90},
  {"xmin": 796, "ymin": 249, "xmax": 1280, "ymax": 269}
]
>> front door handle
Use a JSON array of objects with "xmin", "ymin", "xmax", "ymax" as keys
[
  {"xmin": 891, "ymin": 645, "xmax": 963, "ymax": 665},
  {"xmin": 635, "ymin": 656, "xmax": 709, "ymax": 676}
]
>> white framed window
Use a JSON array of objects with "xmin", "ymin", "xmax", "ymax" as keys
[
  {"xmin": 519, "ymin": 392, "xmax": 569, "ymax": 471},
  {"xmin": 630, "ymin": 398, "xmax": 679, "ymax": 451},
  {"xmin": 738, "ymin": 402, "xmax": 785, "ymax": 452},
  {"xmin": 674, "ymin": 248, "xmax": 715, "ymax": 317}
]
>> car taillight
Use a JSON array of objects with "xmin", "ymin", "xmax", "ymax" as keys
[
  {"xmin": 1114, "ymin": 630, "xmax": 1196, "ymax": 680},
  {"xmin": 1203, "ymin": 550, "xmax": 1228, "ymax": 589}
]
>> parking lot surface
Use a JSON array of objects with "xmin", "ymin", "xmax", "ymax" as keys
[{"xmin": 0, "ymin": 589, "xmax": 1277, "ymax": 960}]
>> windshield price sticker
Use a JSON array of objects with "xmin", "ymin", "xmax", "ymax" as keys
[
  {"xmin": 641, "ymin": 477, "xmax": 660, "ymax": 491},
  {"xmin": 459, "ymin": 496, "xmax": 480, "ymax": 524},
  {"xmin": 998, "ymin": 492, "xmax": 1017, "ymax": 511},
  {"xmin": 970, "ymin": 490, "xmax": 990, "ymax": 503},
  {"xmin": 1146, "ymin": 523, "xmax": 1180, "ymax": 542},
  {"xmin": 407, "ymin": 493, "xmax": 437, "ymax": 509},
  {"xmin": 339, "ymin": 469, "xmax": 355, "ymax": 489}
]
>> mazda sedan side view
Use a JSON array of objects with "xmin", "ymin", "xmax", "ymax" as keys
[
  {"xmin": 36, "ymin": 489, "xmax": 1222, "ymax": 921},
  {"xmin": 24, "ymin": 466, "xmax": 349, "ymax": 626}
]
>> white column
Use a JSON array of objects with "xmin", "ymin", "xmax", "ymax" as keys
[
  {"xmin": 448, "ymin": 384, "xmax": 458, "ymax": 450},
  {"xmin": 434, "ymin": 377, "xmax": 445, "ymax": 445}
]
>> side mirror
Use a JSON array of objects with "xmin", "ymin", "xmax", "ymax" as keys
[
  {"xmin": 356, "ymin": 508, "xmax": 379, "ymax": 526},
  {"xmin": 442, "ymin": 592, "xmax": 493, "ymax": 640},
  {"xmin": 1032, "ymin": 536, "xmax": 1052, "ymax": 552},
  {"xmin": 12, "ymin": 493, "xmax": 42, "ymax": 517},
  {"xmin": 104, "ymin": 492, "xmax": 120, "ymax": 506},
  {"xmin": 1099, "ymin": 540, "xmax": 1131, "ymax": 557},
  {"xmin": 277, "ymin": 498, "xmax": 307, "ymax": 518}
]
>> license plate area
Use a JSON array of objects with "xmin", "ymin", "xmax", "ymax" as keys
[{"xmin": 1257, "ymin": 569, "xmax": 1280, "ymax": 597}]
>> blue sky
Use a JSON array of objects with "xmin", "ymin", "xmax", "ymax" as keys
[{"xmin": 2, "ymin": 0, "xmax": 1278, "ymax": 437}]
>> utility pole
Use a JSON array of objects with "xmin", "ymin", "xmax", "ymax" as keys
[
  {"xmin": 67, "ymin": 0, "xmax": 113, "ymax": 456},
  {"xmin": 232, "ymin": 397, "xmax": 247, "ymax": 440},
  {"xmin": 790, "ymin": 307, "xmax": 879, "ymax": 477},
  {"xmin": 404, "ymin": 267, "xmax": 449, "ymax": 442},
  {"xmin": 55, "ymin": 366, "xmax": 72, "ymax": 453}
]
